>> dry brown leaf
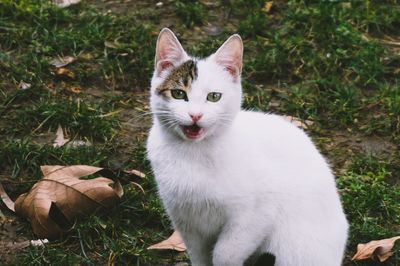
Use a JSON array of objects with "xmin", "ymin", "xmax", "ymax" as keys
[
  {"xmin": 53, "ymin": 126, "xmax": 90, "ymax": 147},
  {"xmin": 282, "ymin": 115, "xmax": 314, "ymax": 129},
  {"xmin": 148, "ymin": 231, "xmax": 186, "ymax": 252},
  {"xmin": 49, "ymin": 55, "xmax": 76, "ymax": 68},
  {"xmin": 53, "ymin": 125, "xmax": 69, "ymax": 147},
  {"xmin": 261, "ymin": 1, "xmax": 274, "ymax": 13},
  {"xmin": 55, "ymin": 67, "xmax": 76, "ymax": 80},
  {"xmin": 352, "ymin": 236, "xmax": 400, "ymax": 262},
  {"xmin": 14, "ymin": 165, "xmax": 124, "ymax": 238},
  {"xmin": 0, "ymin": 183, "xmax": 15, "ymax": 212},
  {"xmin": 125, "ymin": 169, "xmax": 146, "ymax": 178}
]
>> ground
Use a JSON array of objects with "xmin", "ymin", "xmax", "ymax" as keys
[{"xmin": 0, "ymin": 0, "xmax": 399, "ymax": 265}]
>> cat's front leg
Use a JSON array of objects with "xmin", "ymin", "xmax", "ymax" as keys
[
  {"xmin": 212, "ymin": 218, "xmax": 266, "ymax": 266},
  {"xmin": 182, "ymin": 231, "xmax": 213, "ymax": 266}
]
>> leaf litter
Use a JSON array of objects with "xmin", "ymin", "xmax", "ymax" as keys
[
  {"xmin": 49, "ymin": 55, "xmax": 76, "ymax": 68},
  {"xmin": 352, "ymin": 236, "xmax": 400, "ymax": 262},
  {"xmin": 16, "ymin": 165, "xmax": 125, "ymax": 238},
  {"xmin": 1, "ymin": 165, "xmax": 145, "ymax": 239},
  {"xmin": 282, "ymin": 115, "xmax": 314, "ymax": 129},
  {"xmin": 53, "ymin": 125, "xmax": 90, "ymax": 148},
  {"xmin": 0, "ymin": 166, "xmax": 128, "ymax": 238},
  {"xmin": 0, "ymin": 164, "xmax": 145, "ymax": 260},
  {"xmin": 148, "ymin": 230, "xmax": 186, "ymax": 252}
]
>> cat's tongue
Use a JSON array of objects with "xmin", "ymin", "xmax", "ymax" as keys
[{"xmin": 182, "ymin": 124, "xmax": 204, "ymax": 140}]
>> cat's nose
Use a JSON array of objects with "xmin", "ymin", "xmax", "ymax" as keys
[{"xmin": 189, "ymin": 113, "xmax": 203, "ymax": 123}]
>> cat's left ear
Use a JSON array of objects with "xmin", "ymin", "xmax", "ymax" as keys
[{"xmin": 213, "ymin": 34, "xmax": 243, "ymax": 81}]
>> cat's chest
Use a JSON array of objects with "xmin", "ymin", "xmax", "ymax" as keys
[
  {"xmin": 169, "ymin": 194, "xmax": 225, "ymax": 236},
  {"xmin": 150, "ymin": 140, "xmax": 223, "ymax": 190},
  {"xmin": 155, "ymin": 155, "xmax": 219, "ymax": 204},
  {"xmin": 151, "ymin": 144, "xmax": 227, "ymax": 233}
]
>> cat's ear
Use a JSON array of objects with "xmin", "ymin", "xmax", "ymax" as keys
[
  {"xmin": 155, "ymin": 28, "xmax": 188, "ymax": 76},
  {"xmin": 213, "ymin": 34, "xmax": 243, "ymax": 81}
]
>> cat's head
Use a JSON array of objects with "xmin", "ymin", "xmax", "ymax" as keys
[{"xmin": 150, "ymin": 28, "xmax": 243, "ymax": 142}]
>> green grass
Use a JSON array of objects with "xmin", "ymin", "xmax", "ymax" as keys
[
  {"xmin": 0, "ymin": 0, "xmax": 399, "ymax": 265},
  {"xmin": 338, "ymin": 155, "xmax": 400, "ymax": 246},
  {"xmin": 175, "ymin": 0, "xmax": 207, "ymax": 27}
]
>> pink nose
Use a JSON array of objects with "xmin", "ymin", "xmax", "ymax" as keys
[{"xmin": 189, "ymin": 113, "xmax": 203, "ymax": 123}]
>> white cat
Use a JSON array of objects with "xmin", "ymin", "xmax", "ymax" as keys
[{"xmin": 147, "ymin": 28, "xmax": 348, "ymax": 266}]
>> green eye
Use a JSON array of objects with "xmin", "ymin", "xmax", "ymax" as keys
[
  {"xmin": 171, "ymin": 89, "xmax": 187, "ymax": 100},
  {"xmin": 207, "ymin": 92, "xmax": 222, "ymax": 102}
]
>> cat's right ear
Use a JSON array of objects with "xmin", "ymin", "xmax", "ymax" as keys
[{"xmin": 155, "ymin": 28, "xmax": 188, "ymax": 77}]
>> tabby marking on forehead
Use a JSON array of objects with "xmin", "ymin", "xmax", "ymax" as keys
[{"xmin": 157, "ymin": 60, "xmax": 198, "ymax": 99}]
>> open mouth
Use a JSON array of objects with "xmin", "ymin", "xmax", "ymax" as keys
[{"xmin": 181, "ymin": 124, "xmax": 204, "ymax": 140}]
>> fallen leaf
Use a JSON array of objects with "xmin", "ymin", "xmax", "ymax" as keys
[
  {"xmin": 282, "ymin": 115, "xmax": 314, "ymax": 129},
  {"xmin": 148, "ymin": 231, "xmax": 186, "ymax": 252},
  {"xmin": 14, "ymin": 165, "xmax": 124, "ymax": 238},
  {"xmin": 49, "ymin": 55, "xmax": 76, "ymax": 68},
  {"xmin": 53, "ymin": 0, "xmax": 81, "ymax": 8},
  {"xmin": 261, "ymin": 1, "xmax": 274, "ymax": 13},
  {"xmin": 352, "ymin": 236, "xmax": 400, "ymax": 262},
  {"xmin": 55, "ymin": 68, "xmax": 76, "ymax": 80},
  {"xmin": 18, "ymin": 81, "xmax": 31, "ymax": 90},
  {"xmin": 0, "ymin": 183, "xmax": 15, "ymax": 212},
  {"xmin": 125, "ymin": 169, "xmax": 146, "ymax": 178},
  {"xmin": 53, "ymin": 126, "xmax": 91, "ymax": 148},
  {"xmin": 53, "ymin": 125, "xmax": 69, "ymax": 147}
]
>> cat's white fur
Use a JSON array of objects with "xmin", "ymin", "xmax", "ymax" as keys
[{"xmin": 147, "ymin": 28, "xmax": 348, "ymax": 266}]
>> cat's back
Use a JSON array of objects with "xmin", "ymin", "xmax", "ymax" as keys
[
  {"xmin": 232, "ymin": 110, "xmax": 317, "ymax": 154},
  {"xmin": 230, "ymin": 111, "xmax": 332, "ymax": 185}
]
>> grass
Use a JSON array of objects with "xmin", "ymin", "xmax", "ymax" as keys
[{"xmin": 0, "ymin": 0, "xmax": 399, "ymax": 265}]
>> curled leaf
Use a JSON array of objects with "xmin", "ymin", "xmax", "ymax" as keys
[
  {"xmin": 14, "ymin": 165, "xmax": 124, "ymax": 238},
  {"xmin": 282, "ymin": 115, "xmax": 314, "ymax": 129},
  {"xmin": 125, "ymin": 169, "xmax": 146, "ymax": 178},
  {"xmin": 0, "ymin": 183, "xmax": 15, "ymax": 212},
  {"xmin": 352, "ymin": 236, "xmax": 400, "ymax": 262}
]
